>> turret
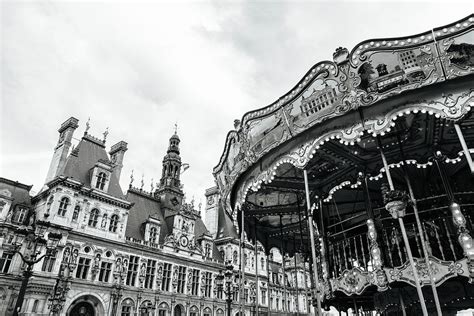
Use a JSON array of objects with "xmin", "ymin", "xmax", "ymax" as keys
[
  {"xmin": 44, "ymin": 117, "xmax": 79, "ymax": 183},
  {"xmin": 109, "ymin": 141, "xmax": 128, "ymax": 181}
]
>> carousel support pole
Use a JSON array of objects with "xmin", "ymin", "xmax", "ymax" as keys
[
  {"xmin": 397, "ymin": 135, "xmax": 442, "ymax": 316},
  {"xmin": 279, "ymin": 215, "xmax": 287, "ymax": 313},
  {"xmin": 254, "ymin": 218, "xmax": 259, "ymax": 316},
  {"xmin": 454, "ymin": 123, "xmax": 474, "ymax": 174},
  {"xmin": 377, "ymin": 138, "xmax": 428, "ymax": 316},
  {"xmin": 399, "ymin": 290, "xmax": 407, "ymax": 316},
  {"xmin": 240, "ymin": 207, "xmax": 245, "ymax": 316},
  {"xmin": 303, "ymin": 170, "xmax": 323, "ymax": 316},
  {"xmin": 297, "ymin": 197, "xmax": 311, "ymax": 314},
  {"xmin": 353, "ymin": 298, "xmax": 359, "ymax": 316}
]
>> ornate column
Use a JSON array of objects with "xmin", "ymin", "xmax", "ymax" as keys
[
  {"xmin": 303, "ymin": 170, "xmax": 323, "ymax": 315},
  {"xmin": 450, "ymin": 202, "xmax": 474, "ymax": 281},
  {"xmin": 366, "ymin": 219, "xmax": 387, "ymax": 291}
]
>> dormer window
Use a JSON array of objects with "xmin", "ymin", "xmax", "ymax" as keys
[
  {"xmin": 13, "ymin": 207, "xmax": 28, "ymax": 224},
  {"xmin": 149, "ymin": 227, "xmax": 158, "ymax": 243},
  {"xmin": 205, "ymin": 243, "xmax": 211, "ymax": 258},
  {"xmin": 109, "ymin": 214, "xmax": 119, "ymax": 232},
  {"xmin": 88, "ymin": 208, "xmax": 99, "ymax": 227},
  {"xmin": 96, "ymin": 172, "xmax": 107, "ymax": 190},
  {"xmin": 58, "ymin": 197, "xmax": 70, "ymax": 216}
]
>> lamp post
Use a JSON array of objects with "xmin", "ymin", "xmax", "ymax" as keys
[
  {"xmin": 11, "ymin": 219, "xmax": 62, "ymax": 316},
  {"xmin": 216, "ymin": 262, "xmax": 239, "ymax": 316}
]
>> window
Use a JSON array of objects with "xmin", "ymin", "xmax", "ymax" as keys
[
  {"xmin": 109, "ymin": 214, "xmax": 119, "ymax": 232},
  {"xmin": 217, "ymin": 285, "xmax": 223, "ymax": 299},
  {"xmin": 161, "ymin": 263, "xmax": 172, "ymax": 292},
  {"xmin": 233, "ymin": 251, "xmax": 238, "ymax": 264},
  {"xmin": 190, "ymin": 269, "xmax": 199, "ymax": 295},
  {"xmin": 88, "ymin": 209, "xmax": 99, "ymax": 227},
  {"xmin": 203, "ymin": 272, "xmax": 212, "ymax": 297},
  {"xmin": 75, "ymin": 257, "xmax": 91, "ymax": 279},
  {"xmin": 261, "ymin": 289, "xmax": 267, "ymax": 305},
  {"xmin": 126, "ymin": 256, "xmax": 140, "ymax": 286},
  {"xmin": 98, "ymin": 261, "xmax": 112, "ymax": 282},
  {"xmin": 96, "ymin": 172, "xmax": 107, "ymax": 190},
  {"xmin": 177, "ymin": 266, "xmax": 186, "ymax": 293},
  {"xmin": 72, "ymin": 205, "xmax": 80, "ymax": 222},
  {"xmin": 261, "ymin": 258, "xmax": 265, "ymax": 270},
  {"xmin": 32, "ymin": 300, "xmax": 39, "ymax": 313},
  {"xmin": 58, "ymin": 197, "xmax": 69, "ymax": 216},
  {"xmin": 205, "ymin": 243, "xmax": 211, "ymax": 258},
  {"xmin": 158, "ymin": 310, "xmax": 166, "ymax": 316},
  {"xmin": 0, "ymin": 252, "xmax": 14, "ymax": 273},
  {"xmin": 13, "ymin": 208, "xmax": 28, "ymax": 224},
  {"xmin": 144, "ymin": 259, "xmax": 156, "ymax": 289},
  {"xmin": 149, "ymin": 227, "xmax": 158, "ymax": 243},
  {"xmin": 244, "ymin": 288, "xmax": 249, "ymax": 303},
  {"xmin": 41, "ymin": 250, "xmax": 57, "ymax": 272},
  {"xmin": 121, "ymin": 299, "xmax": 134, "ymax": 316}
]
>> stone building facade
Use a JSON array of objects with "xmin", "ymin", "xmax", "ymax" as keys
[{"xmin": 0, "ymin": 117, "xmax": 313, "ymax": 316}]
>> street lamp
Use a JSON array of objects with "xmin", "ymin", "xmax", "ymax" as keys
[
  {"xmin": 216, "ymin": 262, "xmax": 239, "ymax": 316},
  {"xmin": 12, "ymin": 219, "xmax": 62, "ymax": 316}
]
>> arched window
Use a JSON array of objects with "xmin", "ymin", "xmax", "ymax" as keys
[
  {"xmin": 88, "ymin": 209, "xmax": 99, "ymax": 227},
  {"xmin": 96, "ymin": 172, "xmax": 107, "ymax": 190},
  {"xmin": 233, "ymin": 251, "xmax": 238, "ymax": 264},
  {"xmin": 149, "ymin": 227, "xmax": 158, "ymax": 243},
  {"xmin": 109, "ymin": 214, "xmax": 119, "ymax": 232},
  {"xmin": 244, "ymin": 254, "xmax": 248, "ymax": 266},
  {"xmin": 58, "ymin": 197, "xmax": 69, "ymax": 216},
  {"xmin": 72, "ymin": 205, "xmax": 80, "ymax": 222},
  {"xmin": 32, "ymin": 299, "xmax": 39, "ymax": 313},
  {"xmin": 121, "ymin": 298, "xmax": 135, "ymax": 316}
]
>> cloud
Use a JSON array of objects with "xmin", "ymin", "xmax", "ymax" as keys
[{"xmin": 0, "ymin": 0, "xmax": 469, "ymax": 203}]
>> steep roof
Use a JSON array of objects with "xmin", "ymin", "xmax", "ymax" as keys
[
  {"xmin": 59, "ymin": 134, "xmax": 125, "ymax": 199},
  {"xmin": 0, "ymin": 177, "xmax": 33, "ymax": 209},
  {"xmin": 125, "ymin": 189, "xmax": 168, "ymax": 242},
  {"xmin": 216, "ymin": 202, "xmax": 239, "ymax": 239}
]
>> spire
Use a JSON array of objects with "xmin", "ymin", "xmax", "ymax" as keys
[{"xmin": 157, "ymin": 129, "xmax": 184, "ymax": 201}]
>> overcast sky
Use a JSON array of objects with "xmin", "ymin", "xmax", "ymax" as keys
[{"xmin": 0, "ymin": 1, "xmax": 470, "ymax": 206}]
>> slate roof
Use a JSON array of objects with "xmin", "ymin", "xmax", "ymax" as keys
[
  {"xmin": 216, "ymin": 202, "xmax": 239, "ymax": 239},
  {"xmin": 125, "ymin": 189, "xmax": 169, "ymax": 243},
  {"xmin": 0, "ymin": 177, "xmax": 33, "ymax": 209},
  {"xmin": 58, "ymin": 135, "xmax": 125, "ymax": 199}
]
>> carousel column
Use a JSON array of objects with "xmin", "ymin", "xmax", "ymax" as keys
[
  {"xmin": 454, "ymin": 123, "xmax": 474, "ymax": 174},
  {"xmin": 239, "ymin": 207, "xmax": 245, "ymax": 316},
  {"xmin": 397, "ymin": 135, "xmax": 442, "ymax": 316},
  {"xmin": 434, "ymin": 153, "xmax": 474, "ymax": 282},
  {"xmin": 279, "ymin": 215, "xmax": 287, "ymax": 313},
  {"xmin": 303, "ymin": 170, "xmax": 323, "ymax": 315},
  {"xmin": 297, "ymin": 197, "xmax": 312, "ymax": 313},
  {"xmin": 377, "ymin": 138, "xmax": 428, "ymax": 316}
]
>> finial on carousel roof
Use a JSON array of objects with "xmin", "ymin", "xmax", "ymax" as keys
[
  {"xmin": 234, "ymin": 119, "xmax": 241, "ymax": 130},
  {"xmin": 84, "ymin": 117, "xmax": 91, "ymax": 135},
  {"xmin": 332, "ymin": 47, "xmax": 349, "ymax": 65},
  {"xmin": 140, "ymin": 174, "xmax": 144, "ymax": 191},
  {"xmin": 103, "ymin": 127, "xmax": 109, "ymax": 142},
  {"xmin": 129, "ymin": 169, "xmax": 134, "ymax": 188}
]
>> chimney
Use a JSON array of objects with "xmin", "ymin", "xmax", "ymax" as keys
[
  {"xmin": 45, "ymin": 117, "xmax": 79, "ymax": 183},
  {"xmin": 109, "ymin": 141, "xmax": 128, "ymax": 181}
]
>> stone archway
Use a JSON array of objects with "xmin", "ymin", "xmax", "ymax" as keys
[
  {"xmin": 173, "ymin": 304, "xmax": 185, "ymax": 316},
  {"xmin": 66, "ymin": 295, "xmax": 105, "ymax": 316}
]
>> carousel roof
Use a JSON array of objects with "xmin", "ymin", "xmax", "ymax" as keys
[{"xmin": 213, "ymin": 15, "xmax": 474, "ymax": 255}]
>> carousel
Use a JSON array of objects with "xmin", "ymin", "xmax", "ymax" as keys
[{"xmin": 213, "ymin": 15, "xmax": 474, "ymax": 315}]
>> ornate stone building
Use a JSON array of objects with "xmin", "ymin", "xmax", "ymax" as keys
[{"xmin": 0, "ymin": 117, "xmax": 312, "ymax": 316}]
